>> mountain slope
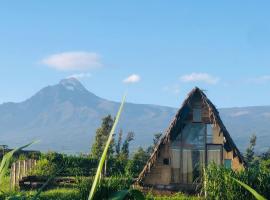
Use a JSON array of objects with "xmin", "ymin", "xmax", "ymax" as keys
[{"xmin": 0, "ymin": 78, "xmax": 269, "ymax": 153}]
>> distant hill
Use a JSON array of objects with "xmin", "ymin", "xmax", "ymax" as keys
[{"xmin": 0, "ymin": 78, "xmax": 269, "ymax": 153}]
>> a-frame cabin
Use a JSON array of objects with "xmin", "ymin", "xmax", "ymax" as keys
[{"xmin": 137, "ymin": 87, "xmax": 245, "ymax": 191}]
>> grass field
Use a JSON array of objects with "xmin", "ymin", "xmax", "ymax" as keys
[{"xmin": 0, "ymin": 189, "xmax": 199, "ymax": 200}]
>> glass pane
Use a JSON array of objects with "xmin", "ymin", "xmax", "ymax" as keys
[
  {"xmin": 206, "ymin": 124, "xmax": 213, "ymax": 143},
  {"xmin": 207, "ymin": 145, "xmax": 222, "ymax": 165},
  {"xmin": 224, "ymin": 159, "xmax": 232, "ymax": 169},
  {"xmin": 193, "ymin": 108, "xmax": 202, "ymax": 122},
  {"xmin": 182, "ymin": 123, "xmax": 205, "ymax": 149},
  {"xmin": 181, "ymin": 123, "xmax": 205, "ymax": 183}
]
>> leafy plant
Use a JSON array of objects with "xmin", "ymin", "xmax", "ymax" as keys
[
  {"xmin": 203, "ymin": 163, "xmax": 270, "ymax": 200},
  {"xmin": 30, "ymin": 158, "xmax": 57, "ymax": 176},
  {"xmin": 0, "ymin": 141, "xmax": 36, "ymax": 185},
  {"xmin": 230, "ymin": 177, "xmax": 267, "ymax": 200}
]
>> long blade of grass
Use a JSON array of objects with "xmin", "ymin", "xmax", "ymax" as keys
[
  {"xmin": 231, "ymin": 177, "xmax": 267, "ymax": 200},
  {"xmin": 0, "ymin": 141, "xmax": 38, "ymax": 183},
  {"xmin": 88, "ymin": 95, "xmax": 126, "ymax": 200}
]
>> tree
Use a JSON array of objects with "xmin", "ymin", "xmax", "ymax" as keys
[
  {"xmin": 261, "ymin": 148, "xmax": 270, "ymax": 160},
  {"xmin": 245, "ymin": 134, "xmax": 257, "ymax": 168},
  {"xmin": 111, "ymin": 130, "xmax": 135, "ymax": 176},
  {"xmin": 121, "ymin": 131, "xmax": 135, "ymax": 159},
  {"xmin": 115, "ymin": 129, "xmax": 123, "ymax": 156},
  {"xmin": 90, "ymin": 115, "xmax": 114, "ymax": 159},
  {"xmin": 126, "ymin": 147, "xmax": 149, "ymax": 177},
  {"xmin": 147, "ymin": 132, "xmax": 162, "ymax": 155}
]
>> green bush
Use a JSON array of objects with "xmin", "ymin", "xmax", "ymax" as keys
[
  {"xmin": 203, "ymin": 164, "xmax": 270, "ymax": 200},
  {"xmin": 76, "ymin": 176, "xmax": 133, "ymax": 200},
  {"xmin": 32, "ymin": 152, "xmax": 130, "ymax": 177},
  {"xmin": 30, "ymin": 159, "xmax": 57, "ymax": 176}
]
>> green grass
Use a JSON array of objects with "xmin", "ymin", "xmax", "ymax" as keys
[
  {"xmin": 0, "ymin": 189, "xmax": 201, "ymax": 200},
  {"xmin": 36, "ymin": 188, "xmax": 81, "ymax": 200},
  {"xmin": 0, "ymin": 176, "xmax": 10, "ymax": 193},
  {"xmin": 0, "ymin": 188, "xmax": 81, "ymax": 200},
  {"xmin": 146, "ymin": 193, "xmax": 201, "ymax": 200}
]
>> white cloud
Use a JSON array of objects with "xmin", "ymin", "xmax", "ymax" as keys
[
  {"xmin": 162, "ymin": 85, "xmax": 181, "ymax": 95},
  {"xmin": 180, "ymin": 73, "xmax": 219, "ymax": 84},
  {"xmin": 66, "ymin": 73, "xmax": 91, "ymax": 79},
  {"xmin": 123, "ymin": 74, "xmax": 141, "ymax": 84},
  {"xmin": 41, "ymin": 51, "xmax": 102, "ymax": 71},
  {"xmin": 250, "ymin": 75, "xmax": 270, "ymax": 84},
  {"xmin": 262, "ymin": 112, "xmax": 270, "ymax": 118},
  {"xmin": 230, "ymin": 111, "xmax": 249, "ymax": 117}
]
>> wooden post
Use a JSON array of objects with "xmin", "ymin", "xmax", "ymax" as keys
[
  {"xmin": 10, "ymin": 163, "xmax": 16, "ymax": 190},
  {"xmin": 19, "ymin": 160, "xmax": 23, "ymax": 180},
  {"xmin": 23, "ymin": 160, "xmax": 26, "ymax": 177},
  {"xmin": 9, "ymin": 159, "xmax": 37, "ymax": 190},
  {"xmin": 15, "ymin": 162, "xmax": 19, "ymax": 188}
]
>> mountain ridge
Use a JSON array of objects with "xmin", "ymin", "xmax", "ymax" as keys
[{"xmin": 0, "ymin": 78, "xmax": 269, "ymax": 154}]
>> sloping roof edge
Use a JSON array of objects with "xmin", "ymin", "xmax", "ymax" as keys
[{"xmin": 137, "ymin": 87, "xmax": 245, "ymax": 184}]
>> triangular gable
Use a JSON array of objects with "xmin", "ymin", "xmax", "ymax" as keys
[{"xmin": 137, "ymin": 87, "xmax": 245, "ymax": 184}]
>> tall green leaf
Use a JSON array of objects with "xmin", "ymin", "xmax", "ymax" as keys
[
  {"xmin": 0, "ymin": 141, "xmax": 37, "ymax": 184},
  {"xmin": 88, "ymin": 95, "xmax": 126, "ymax": 200},
  {"xmin": 231, "ymin": 177, "xmax": 267, "ymax": 200}
]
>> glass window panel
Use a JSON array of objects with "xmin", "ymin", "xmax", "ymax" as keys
[
  {"xmin": 206, "ymin": 124, "xmax": 213, "ymax": 143},
  {"xmin": 224, "ymin": 159, "xmax": 232, "ymax": 169},
  {"xmin": 171, "ymin": 149, "xmax": 181, "ymax": 168},
  {"xmin": 193, "ymin": 108, "xmax": 202, "ymax": 122},
  {"xmin": 207, "ymin": 144, "xmax": 222, "ymax": 165},
  {"xmin": 182, "ymin": 123, "xmax": 205, "ymax": 149},
  {"xmin": 181, "ymin": 123, "xmax": 206, "ymax": 183}
]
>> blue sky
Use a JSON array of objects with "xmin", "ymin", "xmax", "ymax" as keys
[{"xmin": 0, "ymin": 1, "xmax": 269, "ymax": 108}]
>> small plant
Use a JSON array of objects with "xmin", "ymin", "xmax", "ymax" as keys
[{"xmin": 0, "ymin": 141, "xmax": 36, "ymax": 185}]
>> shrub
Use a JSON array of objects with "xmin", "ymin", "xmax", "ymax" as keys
[
  {"xmin": 76, "ymin": 176, "xmax": 133, "ymax": 200},
  {"xmin": 30, "ymin": 158, "xmax": 57, "ymax": 176},
  {"xmin": 203, "ymin": 163, "xmax": 270, "ymax": 200}
]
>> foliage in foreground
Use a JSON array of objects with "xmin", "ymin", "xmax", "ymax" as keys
[
  {"xmin": 203, "ymin": 164, "xmax": 270, "ymax": 200},
  {"xmin": 0, "ymin": 188, "xmax": 80, "ymax": 200},
  {"xmin": 76, "ymin": 176, "xmax": 133, "ymax": 200},
  {"xmin": 0, "ymin": 142, "xmax": 35, "ymax": 185},
  {"xmin": 0, "ymin": 177, "xmax": 134, "ymax": 200},
  {"xmin": 146, "ymin": 193, "xmax": 201, "ymax": 200},
  {"xmin": 0, "ymin": 189, "xmax": 200, "ymax": 200},
  {"xmin": 88, "ymin": 95, "xmax": 137, "ymax": 200}
]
